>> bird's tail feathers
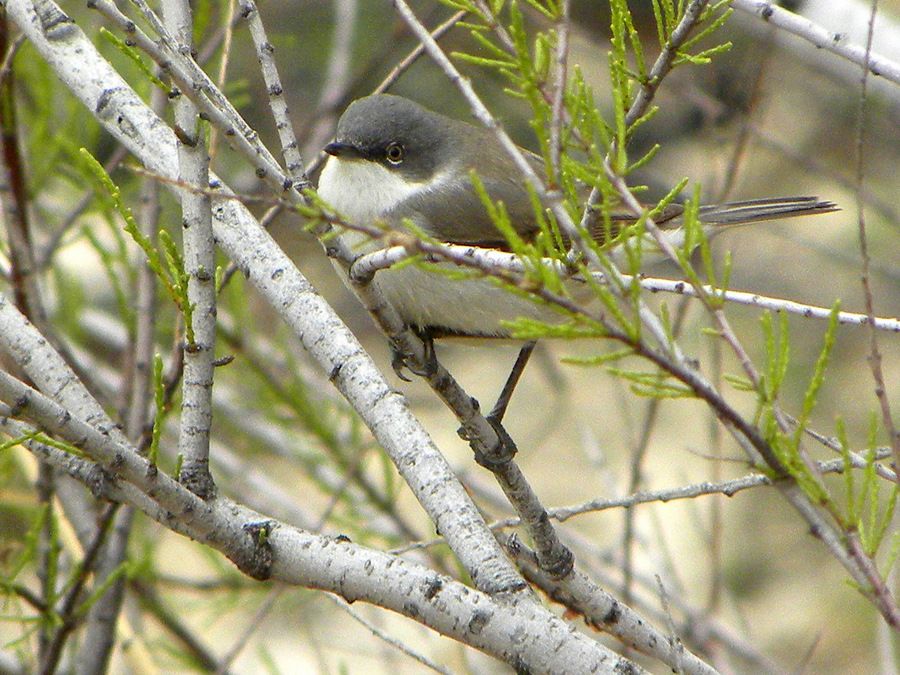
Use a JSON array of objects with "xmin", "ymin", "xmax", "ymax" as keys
[{"xmin": 696, "ymin": 196, "xmax": 839, "ymax": 227}]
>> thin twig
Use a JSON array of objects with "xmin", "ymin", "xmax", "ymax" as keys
[
  {"xmin": 0, "ymin": 17, "xmax": 44, "ymax": 323},
  {"xmin": 548, "ymin": 0, "xmax": 570, "ymax": 181},
  {"xmin": 748, "ymin": 125, "xmax": 899, "ymax": 232},
  {"xmin": 0, "ymin": 31, "xmax": 24, "ymax": 84},
  {"xmin": 36, "ymin": 145, "xmax": 130, "ymax": 269},
  {"xmin": 0, "ymin": 20, "xmax": 55, "ymax": 667},
  {"xmin": 301, "ymin": 0, "xmax": 359, "ymax": 164},
  {"xmin": 349, "ymin": 242, "xmax": 900, "ymax": 333},
  {"xmin": 622, "ymin": 300, "xmax": 690, "ymax": 605},
  {"xmin": 715, "ymin": 35, "xmax": 774, "ymax": 201},
  {"xmin": 217, "ymin": 586, "xmax": 284, "ymax": 673},
  {"xmin": 89, "ymin": 0, "xmax": 291, "ymax": 195},
  {"xmin": 852, "ymin": 0, "xmax": 899, "ymax": 470},
  {"xmin": 38, "ymin": 504, "xmax": 119, "ymax": 674},
  {"xmin": 578, "ymin": 0, "xmax": 713, "ymax": 266},
  {"xmin": 208, "ymin": 0, "xmax": 236, "ymax": 162},
  {"xmin": 124, "ymin": 87, "xmax": 165, "ymax": 445},
  {"xmin": 240, "ymin": 1, "xmax": 309, "ymax": 189},
  {"xmin": 131, "ymin": 580, "xmax": 228, "ymax": 673},
  {"xmin": 326, "ymin": 594, "xmax": 453, "ymax": 675},
  {"xmin": 705, "ymin": 335, "xmax": 724, "ymax": 614},
  {"xmin": 392, "ymin": 449, "xmax": 894, "ymax": 552}
]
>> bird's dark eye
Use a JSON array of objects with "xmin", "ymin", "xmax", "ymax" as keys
[{"xmin": 385, "ymin": 142, "xmax": 404, "ymax": 165}]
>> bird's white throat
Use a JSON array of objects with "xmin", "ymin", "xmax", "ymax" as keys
[{"xmin": 318, "ymin": 156, "xmax": 429, "ymax": 247}]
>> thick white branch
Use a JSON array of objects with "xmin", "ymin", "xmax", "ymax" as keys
[
  {"xmin": 0, "ymin": 374, "xmax": 636, "ymax": 673},
  {"xmin": 162, "ymin": 0, "xmax": 216, "ymax": 498},
  {"xmin": 4, "ymin": 0, "xmax": 524, "ymax": 597}
]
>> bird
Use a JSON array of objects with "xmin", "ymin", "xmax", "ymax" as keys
[
  {"xmin": 317, "ymin": 93, "xmax": 837, "ymax": 413},
  {"xmin": 317, "ymin": 94, "xmax": 836, "ymax": 342}
]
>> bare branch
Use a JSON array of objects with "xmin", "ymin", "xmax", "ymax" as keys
[
  {"xmin": 732, "ymin": 0, "xmax": 900, "ymax": 86},
  {"xmin": 0, "ymin": 373, "xmax": 638, "ymax": 672},
  {"xmin": 349, "ymin": 242, "xmax": 900, "ymax": 333},
  {"xmin": 240, "ymin": 1, "xmax": 310, "ymax": 190},
  {"xmin": 162, "ymin": 0, "xmax": 217, "ymax": 498}
]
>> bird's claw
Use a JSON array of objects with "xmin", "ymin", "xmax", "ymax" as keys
[
  {"xmin": 458, "ymin": 410, "xmax": 518, "ymax": 470},
  {"xmin": 390, "ymin": 330, "xmax": 438, "ymax": 380},
  {"xmin": 390, "ymin": 346, "xmax": 413, "ymax": 381}
]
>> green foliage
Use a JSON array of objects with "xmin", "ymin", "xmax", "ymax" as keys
[
  {"xmin": 31, "ymin": 434, "xmax": 86, "ymax": 459},
  {"xmin": 841, "ymin": 417, "xmax": 899, "ymax": 558},
  {"xmin": 754, "ymin": 309, "xmax": 847, "ymax": 505},
  {"xmin": 4, "ymin": 505, "xmax": 62, "ymax": 634},
  {"xmin": 79, "ymin": 149, "xmax": 195, "ymax": 345},
  {"xmin": 758, "ymin": 311, "xmax": 790, "ymax": 412},
  {"xmin": 1, "ymin": 504, "xmax": 44, "ymax": 593},
  {"xmin": 14, "ymin": 49, "xmax": 99, "ymax": 197},
  {"xmin": 149, "ymin": 354, "xmax": 166, "ymax": 466},
  {"xmin": 792, "ymin": 305, "xmax": 841, "ymax": 443},
  {"xmin": 561, "ymin": 347, "xmax": 634, "ymax": 367},
  {"xmin": 605, "ymin": 366, "xmax": 695, "ymax": 398},
  {"xmin": 470, "ymin": 171, "xmax": 528, "ymax": 255},
  {"xmin": 504, "ymin": 316, "xmax": 606, "ymax": 341},
  {"xmin": 1, "ymin": 432, "xmax": 85, "ymax": 468},
  {"xmin": 443, "ymin": 0, "xmax": 736, "ymax": 305},
  {"xmin": 0, "ymin": 432, "xmax": 39, "ymax": 455},
  {"xmin": 99, "ymin": 28, "xmax": 168, "ymax": 92},
  {"xmin": 676, "ymin": 3, "xmax": 734, "ymax": 65},
  {"xmin": 159, "ymin": 229, "xmax": 195, "ymax": 346}
]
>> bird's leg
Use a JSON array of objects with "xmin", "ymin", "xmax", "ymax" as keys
[
  {"xmin": 467, "ymin": 341, "xmax": 536, "ymax": 470},
  {"xmin": 486, "ymin": 341, "xmax": 537, "ymax": 427},
  {"xmin": 390, "ymin": 326, "xmax": 438, "ymax": 381}
]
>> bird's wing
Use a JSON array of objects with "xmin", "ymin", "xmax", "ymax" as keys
[
  {"xmin": 386, "ymin": 183, "xmax": 688, "ymax": 250},
  {"xmin": 384, "ymin": 172, "xmax": 541, "ymax": 248},
  {"xmin": 387, "ymin": 158, "xmax": 837, "ymax": 250}
]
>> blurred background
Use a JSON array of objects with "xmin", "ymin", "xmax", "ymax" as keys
[{"xmin": 2, "ymin": 0, "xmax": 899, "ymax": 672}]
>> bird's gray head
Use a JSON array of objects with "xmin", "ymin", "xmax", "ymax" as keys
[{"xmin": 324, "ymin": 94, "xmax": 453, "ymax": 182}]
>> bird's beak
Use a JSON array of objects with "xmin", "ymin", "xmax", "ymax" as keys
[{"xmin": 323, "ymin": 141, "xmax": 362, "ymax": 159}]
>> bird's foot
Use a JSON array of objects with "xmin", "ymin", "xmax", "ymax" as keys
[{"xmin": 390, "ymin": 328, "xmax": 438, "ymax": 381}]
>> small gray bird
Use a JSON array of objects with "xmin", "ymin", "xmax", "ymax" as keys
[{"xmin": 318, "ymin": 94, "xmax": 836, "ymax": 341}]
